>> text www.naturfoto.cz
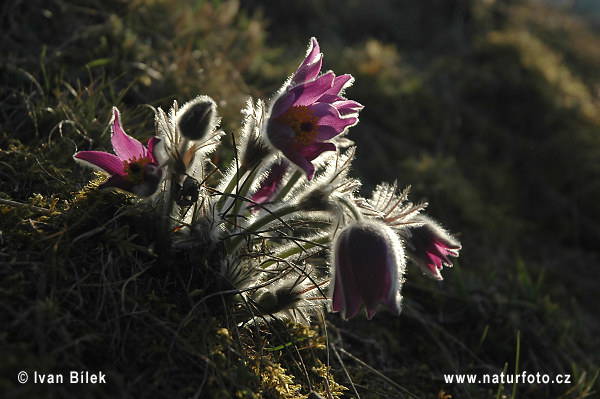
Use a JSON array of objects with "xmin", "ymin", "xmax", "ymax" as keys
[{"xmin": 444, "ymin": 371, "xmax": 571, "ymax": 385}]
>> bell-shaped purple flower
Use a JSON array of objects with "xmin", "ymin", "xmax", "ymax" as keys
[
  {"xmin": 74, "ymin": 107, "xmax": 162, "ymax": 197},
  {"xmin": 404, "ymin": 215, "xmax": 461, "ymax": 280},
  {"xmin": 266, "ymin": 38, "xmax": 362, "ymax": 180},
  {"xmin": 331, "ymin": 220, "xmax": 404, "ymax": 320}
]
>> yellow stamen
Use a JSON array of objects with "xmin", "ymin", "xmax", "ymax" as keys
[
  {"xmin": 122, "ymin": 156, "xmax": 152, "ymax": 184},
  {"xmin": 275, "ymin": 105, "xmax": 320, "ymax": 148}
]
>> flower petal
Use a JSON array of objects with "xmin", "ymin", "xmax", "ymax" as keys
[
  {"xmin": 98, "ymin": 174, "xmax": 134, "ymax": 192},
  {"xmin": 282, "ymin": 148, "xmax": 316, "ymax": 180},
  {"xmin": 433, "ymin": 242, "xmax": 453, "ymax": 265},
  {"xmin": 335, "ymin": 235, "xmax": 362, "ymax": 320},
  {"xmin": 310, "ymin": 101, "xmax": 340, "ymax": 118},
  {"xmin": 271, "ymin": 91, "xmax": 298, "ymax": 119},
  {"xmin": 325, "ymin": 74, "xmax": 353, "ymax": 96},
  {"xmin": 350, "ymin": 228, "xmax": 389, "ymax": 317},
  {"xmin": 422, "ymin": 255, "xmax": 443, "ymax": 280},
  {"xmin": 147, "ymin": 136, "xmax": 160, "ymax": 163},
  {"xmin": 293, "ymin": 38, "xmax": 323, "ymax": 84},
  {"xmin": 74, "ymin": 151, "xmax": 125, "ymax": 176},
  {"xmin": 383, "ymin": 290, "xmax": 402, "ymax": 315},
  {"xmin": 300, "ymin": 38, "xmax": 321, "ymax": 68},
  {"xmin": 290, "ymin": 72, "xmax": 335, "ymax": 107},
  {"xmin": 311, "ymin": 99, "xmax": 359, "ymax": 119},
  {"xmin": 266, "ymin": 120, "xmax": 297, "ymax": 150},
  {"xmin": 111, "ymin": 107, "xmax": 148, "ymax": 161},
  {"xmin": 252, "ymin": 160, "xmax": 288, "ymax": 205},
  {"xmin": 316, "ymin": 94, "xmax": 344, "ymax": 104},
  {"xmin": 252, "ymin": 179, "xmax": 278, "ymax": 205},
  {"xmin": 334, "ymin": 100, "xmax": 364, "ymax": 116},
  {"xmin": 132, "ymin": 163, "xmax": 162, "ymax": 197},
  {"xmin": 316, "ymin": 114, "xmax": 358, "ymax": 140},
  {"xmin": 299, "ymin": 142, "xmax": 336, "ymax": 161},
  {"xmin": 331, "ymin": 272, "xmax": 346, "ymax": 313},
  {"xmin": 293, "ymin": 56, "xmax": 322, "ymax": 85}
]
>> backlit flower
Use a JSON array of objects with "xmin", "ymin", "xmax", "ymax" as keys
[
  {"xmin": 403, "ymin": 215, "xmax": 461, "ymax": 280},
  {"xmin": 266, "ymin": 38, "xmax": 362, "ymax": 180},
  {"xmin": 74, "ymin": 107, "xmax": 162, "ymax": 197},
  {"xmin": 331, "ymin": 220, "xmax": 404, "ymax": 320}
]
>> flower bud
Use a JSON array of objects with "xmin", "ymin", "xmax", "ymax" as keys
[
  {"xmin": 331, "ymin": 220, "xmax": 405, "ymax": 320},
  {"xmin": 251, "ymin": 160, "xmax": 289, "ymax": 206},
  {"xmin": 252, "ymin": 288, "xmax": 279, "ymax": 312},
  {"xmin": 238, "ymin": 98, "xmax": 272, "ymax": 170},
  {"xmin": 176, "ymin": 95, "xmax": 217, "ymax": 141},
  {"xmin": 249, "ymin": 272, "xmax": 325, "ymax": 324}
]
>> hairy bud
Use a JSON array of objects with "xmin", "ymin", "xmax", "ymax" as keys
[{"xmin": 176, "ymin": 95, "xmax": 217, "ymax": 141}]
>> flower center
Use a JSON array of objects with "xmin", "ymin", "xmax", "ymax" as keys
[
  {"xmin": 123, "ymin": 156, "xmax": 153, "ymax": 184},
  {"xmin": 275, "ymin": 105, "xmax": 320, "ymax": 148}
]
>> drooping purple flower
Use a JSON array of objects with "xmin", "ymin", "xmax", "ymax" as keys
[
  {"xmin": 331, "ymin": 220, "xmax": 404, "ymax": 320},
  {"xmin": 74, "ymin": 107, "xmax": 162, "ymax": 197},
  {"xmin": 251, "ymin": 160, "xmax": 289, "ymax": 205},
  {"xmin": 403, "ymin": 215, "xmax": 461, "ymax": 280},
  {"xmin": 266, "ymin": 38, "xmax": 362, "ymax": 180}
]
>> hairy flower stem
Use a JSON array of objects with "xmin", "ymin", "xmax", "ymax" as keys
[
  {"xmin": 337, "ymin": 196, "xmax": 363, "ymax": 221},
  {"xmin": 261, "ymin": 234, "xmax": 330, "ymax": 268},
  {"xmin": 233, "ymin": 166, "xmax": 260, "ymax": 214},
  {"xmin": 272, "ymin": 170, "xmax": 302, "ymax": 203},
  {"xmin": 225, "ymin": 203, "xmax": 299, "ymax": 254},
  {"xmin": 161, "ymin": 139, "xmax": 195, "ymax": 233},
  {"xmin": 215, "ymin": 164, "xmax": 250, "ymax": 214},
  {"xmin": 161, "ymin": 177, "xmax": 174, "ymax": 232},
  {"xmin": 218, "ymin": 165, "xmax": 261, "ymax": 230}
]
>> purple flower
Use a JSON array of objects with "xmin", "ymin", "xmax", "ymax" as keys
[
  {"xmin": 74, "ymin": 107, "xmax": 162, "ymax": 197},
  {"xmin": 404, "ymin": 215, "xmax": 461, "ymax": 280},
  {"xmin": 331, "ymin": 220, "xmax": 404, "ymax": 320},
  {"xmin": 266, "ymin": 38, "xmax": 362, "ymax": 180},
  {"xmin": 251, "ymin": 160, "xmax": 289, "ymax": 205}
]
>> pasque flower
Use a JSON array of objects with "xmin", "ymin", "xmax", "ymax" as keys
[
  {"xmin": 403, "ymin": 215, "xmax": 461, "ymax": 280},
  {"xmin": 331, "ymin": 220, "xmax": 404, "ymax": 320},
  {"xmin": 74, "ymin": 107, "xmax": 162, "ymax": 197},
  {"xmin": 266, "ymin": 37, "xmax": 362, "ymax": 180}
]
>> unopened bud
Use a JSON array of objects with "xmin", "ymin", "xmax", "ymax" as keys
[
  {"xmin": 253, "ymin": 288, "xmax": 278, "ymax": 312},
  {"xmin": 176, "ymin": 95, "xmax": 217, "ymax": 141}
]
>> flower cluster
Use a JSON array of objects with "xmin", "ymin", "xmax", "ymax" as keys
[{"xmin": 74, "ymin": 38, "xmax": 461, "ymax": 322}]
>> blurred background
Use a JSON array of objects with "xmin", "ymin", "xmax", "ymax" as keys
[{"xmin": 1, "ymin": 0, "xmax": 599, "ymax": 398}]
